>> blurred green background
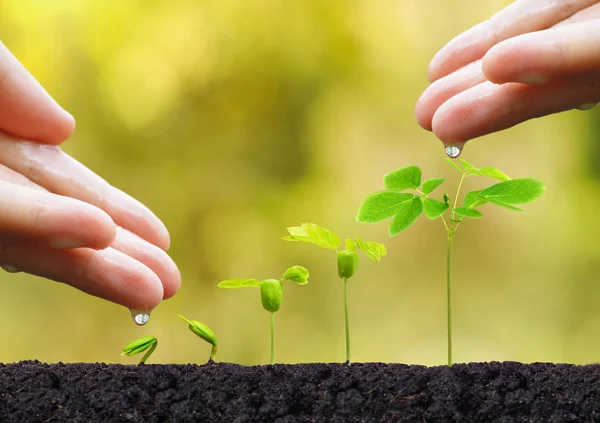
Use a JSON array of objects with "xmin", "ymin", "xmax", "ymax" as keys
[{"xmin": 1, "ymin": 0, "xmax": 599, "ymax": 366}]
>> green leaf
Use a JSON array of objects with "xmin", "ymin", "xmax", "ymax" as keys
[
  {"xmin": 460, "ymin": 159, "xmax": 480, "ymax": 175},
  {"xmin": 423, "ymin": 198, "xmax": 449, "ymax": 219},
  {"xmin": 217, "ymin": 278, "xmax": 261, "ymax": 288},
  {"xmin": 389, "ymin": 197, "xmax": 423, "ymax": 236},
  {"xmin": 383, "ymin": 166, "xmax": 421, "ymax": 190},
  {"xmin": 445, "ymin": 158, "xmax": 464, "ymax": 173},
  {"xmin": 178, "ymin": 315, "xmax": 218, "ymax": 347},
  {"xmin": 422, "ymin": 178, "xmax": 445, "ymax": 195},
  {"xmin": 479, "ymin": 178, "xmax": 546, "ymax": 204},
  {"xmin": 464, "ymin": 190, "xmax": 487, "ymax": 208},
  {"xmin": 454, "ymin": 207, "xmax": 483, "ymax": 218},
  {"xmin": 121, "ymin": 336, "xmax": 158, "ymax": 364},
  {"xmin": 356, "ymin": 192, "xmax": 415, "ymax": 223},
  {"xmin": 479, "ymin": 167, "xmax": 511, "ymax": 181},
  {"xmin": 281, "ymin": 265, "xmax": 309, "ymax": 285},
  {"xmin": 486, "ymin": 198, "xmax": 523, "ymax": 211},
  {"xmin": 355, "ymin": 237, "xmax": 387, "ymax": 262},
  {"xmin": 282, "ymin": 223, "xmax": 340, "ymax": 251}
]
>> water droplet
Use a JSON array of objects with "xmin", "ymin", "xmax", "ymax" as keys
[
  {"xmin": 445, "ymin": 144, "xmax": 464, "ymax": 158},
  {"xmin": 1, "ymin": 264, "xmax": 21, "ymax": 273},
  {"xmin": 131, "ymin": 312, "xmax": 150, "ymax": 326},
  {"xmin": 576, "ymin": 102, "xmax": 598, "ymax": 111}
]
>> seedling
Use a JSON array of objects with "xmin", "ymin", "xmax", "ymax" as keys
[
  {"xmin": 283, "ymin": 222, "xmax": 386, "ymax": 363},
  {"xmin": 218, "ymin": 265, "xmax": 310, "ymax": 364},
  {"xmin": 356, "ymin": 159, "xmax": 545, "ymax": 366},
  {"xmin": 178, "ymin": 315, "xmax": 218, "ymax": 363},
  {"xmin": 121, "ymin": 336, "xmax": 157, "ymax": 364}
]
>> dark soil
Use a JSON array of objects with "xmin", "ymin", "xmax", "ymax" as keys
[{"xmin": 1, "ymin": 361, "xmax": 600, "ymax": 422}]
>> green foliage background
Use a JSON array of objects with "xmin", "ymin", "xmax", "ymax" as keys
[{"xmin": 1, "ymin": 0, "xmax": 599, "ymax": 366}]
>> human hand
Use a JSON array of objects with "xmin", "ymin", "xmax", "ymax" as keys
[
  {"xmin": 415, "ymin": 0, "xmax": 600, "ymax": 144},
  {"xmin": 0, "ymin": 132, "xmax": 181, "ymax": 315}
]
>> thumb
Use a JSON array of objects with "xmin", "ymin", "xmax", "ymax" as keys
[{"xmin": 0, "ymin": 41, "xmax": 75, "ymax": 144}]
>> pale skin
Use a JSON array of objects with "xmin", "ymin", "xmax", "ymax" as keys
[
  {"xmin": 0, "ymin": 42, "xmax": 180, "ymax": 314},
  {"xmin": 415, "ymin": 0, "xmax": 600, "ymax": 144}
]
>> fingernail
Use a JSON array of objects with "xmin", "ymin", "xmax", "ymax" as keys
[
  {"xmin": 513, "ymin": 72, "xmax": 550, "ymax": 85},
  {"xmin": 48, "ymin": 236, "xmax": 84, "ymax": 250}
]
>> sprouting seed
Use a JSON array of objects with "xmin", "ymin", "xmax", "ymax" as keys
[
  {"xmin": 178, "ymin": 315, "xmax": 218, "ymax": 363},
  {"xmin": 121, "ymin": 336, "xmax": 158, "ymax": 364}
]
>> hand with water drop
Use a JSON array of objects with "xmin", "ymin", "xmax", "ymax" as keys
[
  {"xmin": 415, "ymin": 0, "xmax": 600, "ymax": 144},
  {"xmin": 0, "ymin": 42, "xmax": 181, "ymax": 314}
]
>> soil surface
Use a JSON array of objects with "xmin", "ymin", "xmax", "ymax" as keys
[{"xmin": 1, "ymin": 361, "xmax": 599, "ymax": 422}]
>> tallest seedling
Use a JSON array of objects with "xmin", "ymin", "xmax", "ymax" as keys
[{"xmin": 356, "ymin": 160, "xmax": 545, "ymax": 366}]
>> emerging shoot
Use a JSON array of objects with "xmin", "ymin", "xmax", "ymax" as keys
[
  {"xmin": 178, "ymin": 315, "xmax": 219, "ymax": 363},
  {"xmin": 121, "ymin": 336, "xmax": 158, "ymax": 364},
  {"xmin": 356, "ymin": 160, "xmax": 545, "ymax": 366},
  {"xmin": 283, "ymin": 222, "xmax": 386, "ymax": 363},
  {"xmin": 217, "ymin": 265, "xmax": 310, "ymax": 364}
]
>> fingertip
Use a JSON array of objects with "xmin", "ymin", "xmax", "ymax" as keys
[
  {"xmin": 162, "ymin": 260, "xmax": 181, "ymax": 300},
  {"xmin": 430, "ymin": 98, "xmax": 473, "ymax": 144},
  {"xmin": 414, "ymin": 91, "xmax": 434, "ymax": 131},
  {"xmin": 46, "ymin": 108, "xmax": 76, "ymax": 144}
]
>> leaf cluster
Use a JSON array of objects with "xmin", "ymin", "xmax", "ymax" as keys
[
  {"xmin": 356, "ymin": 160, "xmax": 546, "ymax": 235},
  {"xmin": 283, "ymin": 222, "xmax": 386, "ymax": 262}
]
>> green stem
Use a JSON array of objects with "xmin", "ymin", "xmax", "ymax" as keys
[
  {"xmin": 446, "ymin": 234, "xmax": 453, "ymax": 367},
  {"xmin": 209, "ymin": 344, "xmax": 218, "ymax": 363},
  {"xmin": 451, "ymin": 173, "xmax": 466, "ymax": 221},
  {"xmin": 344, "ymin": 277, "xmax": 350, "ymax": 363},
  {"xmin": 270, "ymin": 312, "xmax": 275, "ymax": 365},
  {"xmin": 139, "ymin": 340, "xmax": 157, "ymax": 365}
]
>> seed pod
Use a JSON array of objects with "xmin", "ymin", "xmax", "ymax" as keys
[
  {"xmin": 178, "ymin": 315, "xmax": 218, "ymax": 347},
  {"xmin": 260, "ymin": 279, "xmax": 283, "ymax": 313},
  {"xmin": 337, "ymin": 250, "xmax": 359, "ymax": 280}
]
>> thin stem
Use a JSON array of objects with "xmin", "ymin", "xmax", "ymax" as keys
[
  {"xmin": 451, "ymin": 173, "xmax": 466, "ymax": 221},
  {"xmin": 139, "ymin": 340, "xmax": 157, "ymax": 365},
  {"xmin": 270, "ymin": 312, "xmax": 275, "ymax": 365},
  {"xmin": 209, "ymin": 344, "xmax": 218, "ymax": 363},
  {"xmin": 343, "ymin": 278, "xmax": 350, "ymax": 363},
  {"xmin": 446, "ymin": 234, "xmax": 453, "ymax": 367}
]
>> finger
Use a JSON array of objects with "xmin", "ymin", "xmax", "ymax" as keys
[
  {"xmin": 0, "ymin": 181, "xmax": 115, "ymax": 250},
  {"xmin": 483, "ymin": 19, "xmax": 600, "ymax": 84},
  {"xmin": 0, "ymin": 134, "xmax": 171, "ymax": 251},
  {"xmin": 0, "ymin": 243, "xmax": 164, "ymax": 312},
  {"xmin": 0, "ymin": 158, "xmax": 180, "ymax": 300},
  {"xmin": 427, "ymin": 0, "xmax": 598, "ymax": 82},
  {"xmin": 415, "ymin": 60, "xmax": 486, "ymax": 131},
  {"xmin": 430, "ymin": 77, "xmax": 600, "ymax": 143},
  {"xmin": 112, "ymin": 227, "xmax": 181, "ymax": 300},
  {"xmin": 0, "ymin": 42, "xmax": 75, "ymax": 144},
  {"xmin": 555, "ymin": 2, "xmax": 600, "ymax": 28}
]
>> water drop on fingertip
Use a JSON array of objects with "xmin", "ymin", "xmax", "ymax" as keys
[
  {"xmin": 131, "ymin": 312, "xmax": 150, "ymax": 326},
  {"xmin": 445, "ymin": 144, "xmax": 463, "ymax": 158},
  {"xmin": 1, "ymin": 264, "xmax": 21, "ymax": 273}
]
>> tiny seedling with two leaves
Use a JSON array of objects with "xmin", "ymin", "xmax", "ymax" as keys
[
  {"xmin": 217, "ymin": 265, "xmax": 310, "ymax": 364},
  {"xmin": 356, "ymin": 159, "xmax": 545, "ymax": 366},
  {"xmin": 122, "ymin": 317, "xmax": 218, "ymax": 364},
  {"xmin": 283, "ymin": 222, "xmax": 386, "ymax": 363}
]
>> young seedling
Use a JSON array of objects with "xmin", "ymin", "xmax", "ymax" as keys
[
  {"xmin": 121, "ymin": 336, "xmax": 158, "ymax": 364},
  {"xmin": 217, "ymin": 265, "xmax": 309, "ymax": 364},
  {"xmin": 178, "ymin": 315, "xmax": 219, "ymax": 363},
  {"xmin": 356, "ymin": 160, "xmax": 545, "ymax": 366},
  {"xmin": 282, "ymin": 222, "xmax": 386, "ymax": 363}
]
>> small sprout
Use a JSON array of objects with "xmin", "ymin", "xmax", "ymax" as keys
[
  {"xmin": 178, "ymin": 315, "xmax": 218, "ymax": 362},
  {"xmin": 217, "ymin": 265, "xmax": 310, "ymax": 364},
  {"xmin": 121, "ymin": 336, "xmax": 157, "ymax": 364},
  {"xmin": 283, "ymin": 223, "xmax": 386, "ymax": 363},
  {"xmin": 356, "ymin": 161, "xmax": 545, "ymax": 366}
]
